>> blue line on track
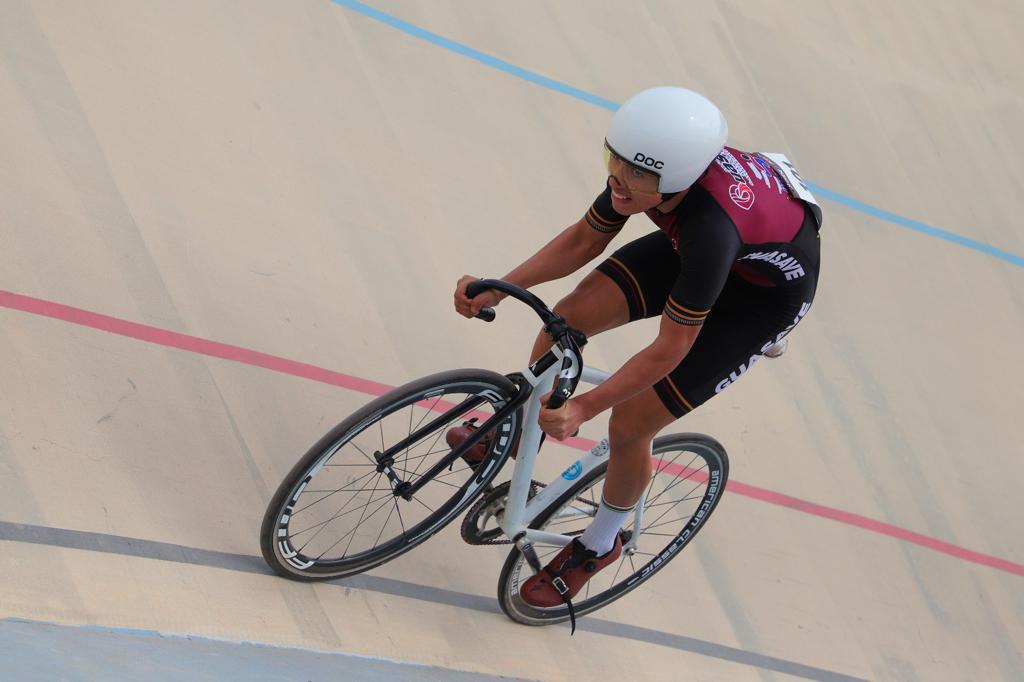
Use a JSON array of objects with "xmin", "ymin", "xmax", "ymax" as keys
[{"xmin": 331, "ymin": 0, "xmax": 1023, "ymax": 270}]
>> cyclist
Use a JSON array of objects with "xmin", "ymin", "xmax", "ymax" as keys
[{"xmin": 452, "ymin": 86, "xmax": 822, "ymax": 610}]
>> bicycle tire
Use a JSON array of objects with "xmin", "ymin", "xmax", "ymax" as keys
[
  {"xmin": 497, "ymin": 432, "xmax": 728, "ymax": 626},
  {"xmin": 261, "ymin": 368, "xmax": 522, "ymax": 581}
]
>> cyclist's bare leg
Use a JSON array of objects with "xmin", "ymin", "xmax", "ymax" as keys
[
  {"xmin": 604, "ymin": 387, "xmax": 677, "ymax": 507},
  {"xmin": 528, "ymin": 270, "xmax": 629, "ymax": 363}
]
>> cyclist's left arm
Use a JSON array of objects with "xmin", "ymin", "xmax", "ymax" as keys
[
  {"xmin": 573, "ymin": 210, "xmax": 741, "ymax": 421},
  {"xmin": 573, "ymin": 315, "xmax": 702, "ymax": 421}
]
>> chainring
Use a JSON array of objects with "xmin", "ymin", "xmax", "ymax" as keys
[{"xmin": 460, "ymin": 479, "xmax": 544, "ymax": 545}]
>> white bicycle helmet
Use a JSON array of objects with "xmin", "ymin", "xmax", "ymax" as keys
[{"xmin": 605, "ymin": 86, "xmax": 728, "ymax": 194}]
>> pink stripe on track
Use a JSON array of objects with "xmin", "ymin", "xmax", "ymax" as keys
[
  {"xmin": 1, "ymin": 289, "xmax": 1021, "ymax": 578},
  {"xmin": 0, "ymin": 291, "xmax": 394, "ymax": 398}
]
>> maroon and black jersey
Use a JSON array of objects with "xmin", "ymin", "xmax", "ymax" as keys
[{"xmin": 585, "ymin": 146, "xmax": 821, "ymax": 326}]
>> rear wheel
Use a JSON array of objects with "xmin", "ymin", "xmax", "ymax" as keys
[
  {"xmin": 260, "ymin": 369, "xmax": 522, "ymax": 581},
  {"xmin": 497, "ymin": 433, "xmax": 728, "ymax": 625}
]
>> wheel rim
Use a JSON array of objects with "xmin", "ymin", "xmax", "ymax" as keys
[{"xmin": 272, "ymin": 381, "xmax": 514, "ymax": 572}]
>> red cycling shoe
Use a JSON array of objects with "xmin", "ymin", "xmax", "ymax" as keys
[
  {"xmin": 445, "ymin": 418, "xmax": 578, "ymax": 466},
  {"xmin": 445, "ymin": 419, "xmax": 528, "ymax": 465},
  {"xmin": 445, "ymin": 421, "xmax": 493, "ymax": 465},
  {"xmin": 520, "ymin": 534, "xmax": 622, "ymax": 632}
]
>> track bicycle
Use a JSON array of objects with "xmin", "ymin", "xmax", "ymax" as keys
[{"xmin": 260, "ymin": 279, "xmax": 729, "ymax": 630}]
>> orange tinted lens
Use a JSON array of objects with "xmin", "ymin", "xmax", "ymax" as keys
[
  {"xmin": 604, "ymin": 143, "xmax": 660, "ymax": 194},
  {"xmin": 603, "ymin": 144, "xmax": 615, "ymax": 171}
]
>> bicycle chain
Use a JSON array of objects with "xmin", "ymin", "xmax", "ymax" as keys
[{"xmin": 460, "ymin": 479, "xmax": 545, "ymax": 545}]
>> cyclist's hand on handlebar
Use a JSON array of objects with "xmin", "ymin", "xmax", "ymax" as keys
[
  {"xmin": 454, "ymin": 275, "xmax": 501, "ymax": 318},
  {"xmin": 539, "ymin": 393, "xmax": 588, "ymax": 441}
]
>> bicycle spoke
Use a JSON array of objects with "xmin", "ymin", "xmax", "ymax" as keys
[
  {"xmin": 391, "ymin": 447, "xmax": 451, "ymax": 465},
  {"xmin": 302, "ymin": 487, "xmax": 396, "ymax": 494},
  {"xmin": 405, "ymin": 414, "xmax": 457, "ymax": 480},
  {"xmin": 610, "ymin": 557, "xmax": 626, "ymax": 586},
  {"xmin": 339, "ymin": 481, "xmax": 394, "ymax": 559},
  {"xmin": 372, "ymin": 497, "xmax": 400, "ymax": 550},
  {"xmin": 644, "ymin": 465, "xmax": 705, "ymax": 509},
  {"xmin": 402, "ymin": 395, "xmax": 444, "ymax": 470},
  {"xmin": 647, "ymin": 448, "xmax": 682, "ymax": 487},
  {"xmin": 641, "ymin": 517, "xmax": 688, "ymax": 533},
  {"xmin": 406, "ymin": 401, "xmax": 415, "ymax": 457},
  {"xmin": 414, "ymin": 476, "xmax": 463, "ymax": 490},
  {"xmin": 294, "ymin": 497, "xmax": 384, "ymax": 553},
  {"xmin": 644, "ymin": 492, "xmax": 702, "ymax": 509},
  {"xmin": 643, "ymin": 494, "xmax": 696, "ymax": 532},
  {"xmin": 430, "ymin": 467, "xmax": 473, "ymax": 483},
  {"xmin": 545, "ymin": 504, "xmax": 596, "ymax": 527},
  {"xmin": 322, "ymin": 462, "xmax": 378, "ymax": 467},
  {"xmin": 393, "ymin": 496, "xmax": 408, "ymax": 538},
  {"xmin": 291, "ymin": 469, "xmax": 379, "ymax": 515},
  {"xmin": 645, "ymin": 465, "xmax": 703, "ymax": 507},
  {"xmin": 643, "ymin": 450, "xmax": 696, "ymax": 507},
  {"xmin": 643, "ymin": 480, "xmax": 706, "ymax": 530},
  {"xmin": 292, "ymin": 486, "xmax": 393, "ymax": 545},
  {"xmin": 315, "ymin": 493, "xmax": 396, "ymax": 560},
  {"xmin": 409, "ymin": 495, "xmax": 437, "ymax": 515},
  {"xmin": 350, "ymin": 440, "xmax": 379, "ymax": 467},
  {"xmin": 537, "ymin": 547, "xmax": 562, "ymax": 562}
]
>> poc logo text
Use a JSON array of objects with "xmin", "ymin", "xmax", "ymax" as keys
[{"xmin": 633, "ymin": 153, "xmax": 664, "ymax": 169}]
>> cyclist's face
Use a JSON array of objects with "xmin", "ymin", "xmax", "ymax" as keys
[{"xmin": 604, "ymin": 143, "xmax": 663, "ymax": 214}]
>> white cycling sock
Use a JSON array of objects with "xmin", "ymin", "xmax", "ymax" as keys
[{"xmin": 579, "ymin": 496, "xmax": 635, "ymax": 556}]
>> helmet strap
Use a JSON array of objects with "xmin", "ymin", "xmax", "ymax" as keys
[{"xmin": 654, "ymin": 191, "xmax": 680, "ymax": 213}]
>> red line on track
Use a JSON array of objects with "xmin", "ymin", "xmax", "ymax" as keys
[{"xmin": 2, "ymin": 289, "xmax": 1021, "ymax": 578}]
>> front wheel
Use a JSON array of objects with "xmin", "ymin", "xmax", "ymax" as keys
[
  {"xmin": 497, "ymin": 433, "xmax": 728, "ymax": 626},
  {"xmin": 260, "ymin": 368, "xmax": 522, "ymax": 581}
]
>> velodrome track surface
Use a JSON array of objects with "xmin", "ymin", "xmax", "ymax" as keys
[{"xmin": 1, "ymin": 1, "xmax": 1021, "ymax": 680}]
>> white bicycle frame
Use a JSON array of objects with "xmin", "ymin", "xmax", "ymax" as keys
[{"xmin": 497, "ymin": 347, "xmax": 647, "ymax": 553}]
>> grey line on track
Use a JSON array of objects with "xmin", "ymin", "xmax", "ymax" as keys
[{"xmin": 0, "ymin": 520, "xmax": 867, "ymax": 682}]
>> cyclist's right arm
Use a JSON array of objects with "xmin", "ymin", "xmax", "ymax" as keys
[
  {"xmin": 502, "ymin": 216, "xmax": 618, "ymax": 291},
  {"xmin": 456, "ymin": 187, "xmax": 628, "ymax": 317}
]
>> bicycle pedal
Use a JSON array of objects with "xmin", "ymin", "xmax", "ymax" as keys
[{"xmin": 513, "ymin": 532, "xmax": 544, "ymax": 574}]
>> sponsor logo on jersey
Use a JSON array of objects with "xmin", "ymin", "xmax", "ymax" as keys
[
  {"xmin": 740, "ymin": 250, "xmax": 806, "ymax": 280},
  {"xmin": 718, "ymin": 150, "xmax": 757, "ymax": 209},
  {"xmin": 741, "ymin": 154, "xmax": 786, "ymax": 194},
  {"xmin": 713, "ymin": 302, "xmax": 811, "ymax": 393},
  {"xmin": 715, "ymin": 149, "xmax": 752, "ymax": 185},
  {"xmin": 728, "ymin": 182, "xmax": 755, "ymax": 210}
]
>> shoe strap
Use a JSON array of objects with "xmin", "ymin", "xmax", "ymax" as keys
[
  {"xmin": 550, "ymin": 539, "xmax": 595, "ymax": 575},
  {"xmin": 542, "ymin": 539, "xmax": 595, "ymax": 636},
  {"xmin": 541, "ymin": 567, "xmax": 577, "ymax": 635}
]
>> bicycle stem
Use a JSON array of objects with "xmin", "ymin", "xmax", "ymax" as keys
[{"xmin": 467, "ymin": 278, "xmax": 587, "ymax": 411}]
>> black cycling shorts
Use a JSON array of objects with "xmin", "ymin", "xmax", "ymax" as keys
[{"xmin": 595, "ymin": 219, "xmax": 819, "ymax": 419}]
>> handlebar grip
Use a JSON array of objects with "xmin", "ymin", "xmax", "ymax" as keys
[
  {"xmin": 466, "ymin": 279, "xmax": 489, "ymax": 299},
  {"xmin": 466, "ymin": 280, "xmax": 496, "ymax": 321}
]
